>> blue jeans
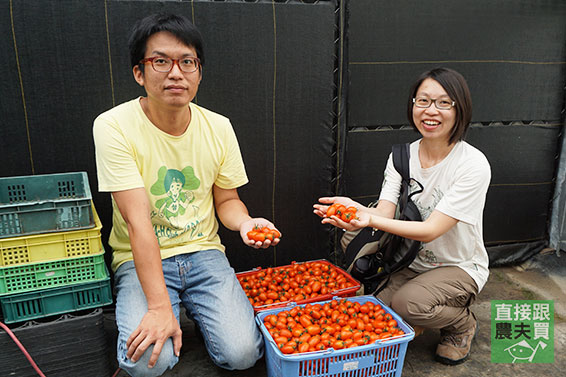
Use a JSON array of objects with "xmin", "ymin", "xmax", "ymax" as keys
[{"xmin": 114, "ymin": 250, "xmax": 264, "ymax": 377}]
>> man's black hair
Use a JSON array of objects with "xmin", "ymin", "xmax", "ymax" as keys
[{"xmin": 128, "ymin": 13, "xmax": 205, "ymax": 71}]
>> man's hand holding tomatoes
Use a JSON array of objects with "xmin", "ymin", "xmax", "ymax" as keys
[{"xmin": 240, "ymin": 218, "xmax": 282, "ymax": 249}]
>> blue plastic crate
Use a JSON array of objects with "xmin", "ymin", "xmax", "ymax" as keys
[
  {"xmin": 0, "ymin": 172, "xmax": 94, "ymax": 238},
  {"xmin": 255, "ymin": 295, "xmax": 415, "ymax": 377}
]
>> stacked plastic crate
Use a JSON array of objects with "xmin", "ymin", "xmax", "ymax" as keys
[{"xmin": 0, "ymin": 172, "xmax": 112, "ymax": 324}]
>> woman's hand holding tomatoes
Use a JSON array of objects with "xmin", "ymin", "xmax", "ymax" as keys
[
  {"xmin": 325, "ymin": 203, "xmax": 358, "ymax": 223},
  {"xmin": 324, "ymin": 209, "xmax": 370, "ymax": 231},
  {"xmin": 313, "ymin": 197, "xmax": 370, "ymax": 231},
  {"xmin": 313, "ymin": 196, "xmax": 360, "ymax": 218},
  {"xmin": 240, "ymin": 218, "xmax": 281, "ymax": 249}
]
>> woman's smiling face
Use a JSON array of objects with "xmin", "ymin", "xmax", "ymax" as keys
[{"xmin": 412, "ymin": 78, "xmax": 456, "ymax": 144}]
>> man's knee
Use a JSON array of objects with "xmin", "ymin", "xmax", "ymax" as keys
[
  {"xmin": 118, "ymin": 340, "xmax": 178, "ymax": 377},
  {"xmin": 211, "ymin": 334, "xmax": 263, "ymax": 370}
]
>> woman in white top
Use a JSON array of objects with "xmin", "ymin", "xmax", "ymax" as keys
[{"xmin": 314, "ymin": 67, "xmax": 491, "ymax": 365}]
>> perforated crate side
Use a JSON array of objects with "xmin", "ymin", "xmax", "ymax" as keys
[
  {"xmin": 0, "ymin": 172, "xmax": 94, "ymax": 239},
  {"xmin": 256, "ymin": 296, "xmax": 415, "ymax": 377},
  {"xmin": 0, "ymin": 172, "xmax": 91, "ymax": 203},
  {"xmin": 0, "ymin": 278, "xmax": 112, "ymax": 323},
  {"xmin": 0, "ymin": 252, "xmax": 108, "ymax": 295},
  {"xmin": 236, "ymin": 259, "xmax": 361, "ymax": 313},
  {"xmin": 0, "ymin": 205, "xmax": 103, "ymax": 267}
]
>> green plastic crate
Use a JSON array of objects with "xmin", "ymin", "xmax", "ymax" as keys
[
  {"xmin": 0, "ymin": 172, "xmax": 94, "ymax": 238},
  {"xmin": 0, "ymin": 252, "xmax": 108, "ymax": 295},
  {"xmin": 0, "ymin": 277, "xmax": 112, "ymax": 323}
]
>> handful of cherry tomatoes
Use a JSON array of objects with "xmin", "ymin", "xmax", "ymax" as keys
[
  {"xmin": 262, "ymin": 298, "xmax": 405, "ymax": 355},
  {"xmin": 325, "ymin": 203, "xmax": 358, "ymax": 223},
  {"xmin": 247, "ymin": 225, "xmax": 281, "ymax": 243},
  {"xmin": 237, "ymin": 261, "xmax": 359, "ymax": 310}
]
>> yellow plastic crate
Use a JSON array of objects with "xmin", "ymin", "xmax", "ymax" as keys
[{"xmin": 0, "ymin": 205, "xmax": 103, "ymax": 267}]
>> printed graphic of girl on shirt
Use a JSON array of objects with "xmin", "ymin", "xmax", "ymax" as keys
[{"xmin": 151, "ymin": 166, "xmax": 200, "ymax": 230}]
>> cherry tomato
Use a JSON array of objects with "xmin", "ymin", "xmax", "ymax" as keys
[
  {"xmin": 332, "ymin": 340, "xmax": 345, "ymax": 349},
  {"xmin": 326, "ymin": 205, "xmax": 338, "ymax": 217},
  {"xmin": 341, "ymin": 211, "xmax": 356, "ymax": 223},
  {"xmin": 306, "ymin": 325, "xmax": 321, "ymax": 336},
  {"xmin": 300, "ymin": 316, "xmax": 313, "ymax": 328},
  {"xmin": 280, "ymin": 344, "xmax": 295, "ymax": 354},
  {"xmin": 252, "ymin": 232, "xmax": 266, "ymax": 242}
]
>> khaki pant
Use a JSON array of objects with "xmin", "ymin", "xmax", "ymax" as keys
[{"xmin": 376, "ymin": 266, "xmax": 478, "ymax": 333}]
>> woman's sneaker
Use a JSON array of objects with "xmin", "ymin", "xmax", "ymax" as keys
[{"xmin": 435, "ymin": 317, "xmax": 479, "ymax": 365}]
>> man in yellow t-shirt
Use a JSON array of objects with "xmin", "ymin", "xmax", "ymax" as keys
[{"xmin": 93, "ymin": 13, "xmax": 280, "ymax": 377}]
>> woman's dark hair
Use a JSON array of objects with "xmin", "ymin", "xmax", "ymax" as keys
[
  {"xmin": 128, "ymin": 13, "xmax": 205, "ymax": 71},
  {"xmin": 407, "ymin": 67, "xmax": 472, "ymax": 145}
]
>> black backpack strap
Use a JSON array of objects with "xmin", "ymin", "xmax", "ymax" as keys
[
  {"xmin": 372, "ymin": 144, "xmax": 422, "ymax": 295},
  {"xmin": 344, "ymin": 144, "xmax": 410, "ymax": 268},
  {"xmin": 344, "ymin": 227, "xmax": 381, "ymax": 267},
  {"xmin": 392, "ymin": 143, "xmax": 410, "ymax": 183},
  {"xmin": 392, "ymin": 143, "xmax": 411, "ymax": 214}
]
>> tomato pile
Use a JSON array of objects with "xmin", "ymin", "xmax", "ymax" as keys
[
  {"xmin": 263, "ymin": 298, "xmax": 405, "ymax": 354},
  {"xmin": 325, "ymin": 203, "xmax": 357, "ymax": 223},
  {"xmin": 237, "ymin": 261, "xmax": 358, "ymax": 309},
  {"xmin": 247, "ymin": 225, "xmax": 281, "ymax": 243}
]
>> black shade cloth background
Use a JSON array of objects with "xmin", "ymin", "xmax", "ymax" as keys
[
  {"xmin": 348, "ymin": 0, "xmax": 566, "ymax": 126},
  {"xmin": 1, "ymin": 0, "xmax": 565, "ymax": 271}
]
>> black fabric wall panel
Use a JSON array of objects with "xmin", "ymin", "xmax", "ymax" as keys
[
  {"xmin": 347, "ymin": 0, "xmax": 566, "ymax": 126},
  {"xmin": 194, "ymin": 3, "xmax": 282, "ymax": 270},
  {"xmin": 260, "ymin": 3, "xmax": 336, "ymax": 267},
  {"xmin": 484, "ymin": 184, "xmax": 550, "ymax": 244},
  {"xmin": 343, "ymin": 127, "xmax": 420, "ymax": 201},
  {"xmin": 487, "ymin": 240, "xmax": 547, "ymax": 267},
  {"xmin": 6, "ymin": 1, "xmax": 109, "ymax": 176},
  {"xmin": 197, "ymin": 2, "xmax": 337, "ymax": 269},
  {"xmin": 0, "ymin": 1, "xmax": 32, "ymax": 175},
  {"xmin": 466, "ymin": 123, "xmax": 560, "ymax": 184},
  {"xmin": 349, "ymin": 63, "xmax": 565, "ymax": 126}
]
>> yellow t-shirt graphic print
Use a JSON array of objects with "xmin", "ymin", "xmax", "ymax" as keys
[{"xmin": 150, "ymin": 166, "xmax": 202, "ymax": 244}]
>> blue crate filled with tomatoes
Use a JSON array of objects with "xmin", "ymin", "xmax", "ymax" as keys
[
  {"xmin": 256, "ymin": 295, "xmax": 415, "ymax": 377},
  {"xmin": 236, "ymin": 259, "xmax": 361, "ymax": 313}
]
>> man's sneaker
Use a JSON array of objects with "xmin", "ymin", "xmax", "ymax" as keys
[{"xmin": 435, "ymin": 317, "xmax": 479, "ymax": 365}]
